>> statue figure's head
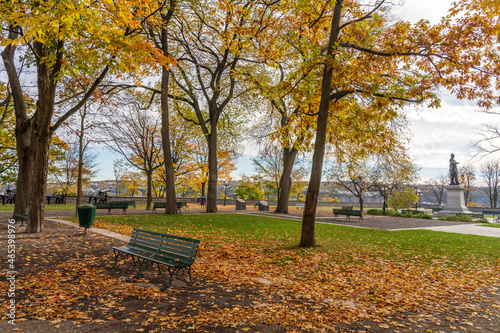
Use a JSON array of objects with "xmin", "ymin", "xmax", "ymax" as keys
[{"xmin": 451, "ymin": 153, "xmax": 455, "ymax": 158}]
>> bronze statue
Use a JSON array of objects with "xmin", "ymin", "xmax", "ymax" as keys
[{"xmin": 449, "ymin": 153, "xmax": 459, "ymax": 185}]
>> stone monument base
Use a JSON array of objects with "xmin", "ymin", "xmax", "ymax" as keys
[{"xmin": 434, "ymin": 185, "xmax": 481, "ymax": 218}]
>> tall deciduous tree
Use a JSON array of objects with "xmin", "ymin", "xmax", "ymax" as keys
[
  {"xmin": 164, "ymin": 0, "xmax": 275, "ymax": 212},
  {"xmin": 139, "ymin": 0, "xmax": 179, "ymax": 214},
  {"xmin": 49, "ymin": 142, "xmax": 98, "ymax": 196},
  {"xmin": 425, "ymin": 173, "xmax": 448, "ymax": 206},
  {"xmin": 298, "ymin": 0, "xmax": 500, "ymax": 247},
  {"xmin": 101, "ymin": 96, "xmax": 164, "ymax": 210},
  {"xmin": 481, "ymin": 160, "xmax": 500, "ymax": 209},
  {"xmin": 459, "ymin": 164, "xmax": 476, "ymax": 207},
  {"xmin": 1, "ymin": 0, "xmax": 166, "ymax": 232},
  {"xmin": 252, "ymin": 144, "xmax": 307, "ymax": 202}
]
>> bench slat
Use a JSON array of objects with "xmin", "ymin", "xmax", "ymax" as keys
[
  {"xmin": 131, "ymin": 232, "xmax": 199, "ymax": 249},
  {"xmin": 118, "ymin": 249, "xmax": 194, "ymax": 267},
  {"xmin": 129, "ymin": 237, "xmax": 198, "ymax": 256},
  {"xmin": 126, "ymin": 245, "xmax": 195, "ymax": 262},
  {"xmin": 133, "ymin": 228, "xmax": 201, "ymax": 244},
  {"xmin": 115, "ymin": 247, "xmax": 194, "ymax": 267}
]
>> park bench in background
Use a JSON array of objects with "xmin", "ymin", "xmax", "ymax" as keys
[
  {"xmin": 112, "ymin": 228, "xmax": 200, "ymax": 287},
  {"xmin": 94, "ymin": 202, "xmax": 128, "ymax": 214},
  {"xmin": 153, "ymin": 202, "xmax": 166, "ymax": 212},
  {"xmin": 295, "ymin": 203, "xmax": 305, "ymax": 209},
  {"xmin": 14, "ymin": 208, "xmax": 29, "ymax": 227},
  {"xmin": 333, "ymin": 206, "xmax": 363, "ymax": 221},
  {"xmin": 153, "ymin": 201, "xmax": 188, "ymax": 213},
  {"xmin": 46, "ymin": 194, "xmax": 65, "ymax": 204},
  {"xmin": 110, "ymin": 200, "xmax": 136, "ymax": 208}
]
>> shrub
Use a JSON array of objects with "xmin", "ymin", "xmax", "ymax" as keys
[
  {"xmin": 412, "ymin": 212, "xmax": 433, "ymax": 219},
  {"xmin": 387, "ymin": 188, "xmax": 419, "ymax": 210},
  {"xmin": 366, "ymin": 209, "xmax": 383, "ymax": 215},
  {"xmin": 366, "ymin": 209, "xmax": 432, "ymax": 219},
  {"xmin": 438, "ymin": 214, "xmax": 485, "ymax": 222}
]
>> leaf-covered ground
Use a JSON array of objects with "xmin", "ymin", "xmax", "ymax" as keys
[{"xmin": 1, "ymin": 216, "xmax": 500, "ymax": 332}]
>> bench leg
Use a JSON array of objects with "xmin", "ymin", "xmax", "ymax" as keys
[
  {"xmin": 112, "ymin": 249, "xmax": 130, "ymax": 269},
  {"xmin": 134, "ymin": 257, "xmax": 155, "ymax": 278},
  {"xmin": 166, "ymin": 266, "xmax": 193, "ymax": 288}
]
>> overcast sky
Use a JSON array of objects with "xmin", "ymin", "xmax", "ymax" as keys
[{"xmin": 396, "ymin": 0, "xmax": 500, "ymax": 178}]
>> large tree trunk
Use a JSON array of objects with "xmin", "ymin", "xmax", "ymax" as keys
[
  {"xmin": 275, "ymin": 147, "xmax": 298, "ymax": 214},
  {"xmin": 14, "ymin": 134, "xmax": 32, "ymax": 216},
  {"xmin": 26, "ymin": 114, "xmax": 52, "ymax": 233},
  {"xmin": 160, "ymin": 23, "xmax": 178, "ymax": 215},
  {"xmin": 25, "ymin": 40, "xmax": 60, "ymax": 233},
  {"xmin": 206, "ymin": 122, "xmax": 218, "ymax": 213},
  {"xmin": 300, "ymin": 1, "xmax": 344, "ymax": 248},
  {"xmin": 1, "ymin": 26, "xmax": 32, "ymax": 216}
]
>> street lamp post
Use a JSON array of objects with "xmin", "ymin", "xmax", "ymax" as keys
[
  {"xmin": 224, "ymin": 182, "xmax": 229, "ymax": 206},
  {"xmin": 416, "ymin": 189, "xmax": 422, "ymax": 209},
  {"xmin": 382, "ymin": 184, "xmax": 387, "ymax": 215}
]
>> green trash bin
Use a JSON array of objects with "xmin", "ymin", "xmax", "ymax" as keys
[{"xmin": 77, "ymin": 205, "xmax": 96, "ymax": 233}]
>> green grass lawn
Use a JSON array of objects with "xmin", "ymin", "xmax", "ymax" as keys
[
  {"xmin": 0, "ymin": 204, "xmax": 77, "ymax": 211},
  {"xmin": 67, "ymin": 213, "xmax": 500, "ymax": 268},
  {"xmin": 0, "ymin": 203, "xmax": 150, "ymax": 211},
  {"xmin": 481, "ymin": 223, "xmax": 500, "ymax": 228}
]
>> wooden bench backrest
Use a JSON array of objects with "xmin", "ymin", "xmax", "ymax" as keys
[
  {"xmin": 94, "ymin": 203, "xmax": 110, "ymax": 208},
  {"xmin": 128, "ymin": 228, "xmax": 200, "ymax": 267}
]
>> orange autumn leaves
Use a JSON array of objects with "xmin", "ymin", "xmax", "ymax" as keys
[{"xmin": 29, "ymin": 219, "xmax": 497, "ymax": 331}]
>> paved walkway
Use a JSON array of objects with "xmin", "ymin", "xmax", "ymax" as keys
[
  {"xmin": 415, "ymin": 223, "xmax": 500, "ymax": 237},
  {"xmin": 47, "ymin": 218, "xmax": 131, "ymax": 242}
]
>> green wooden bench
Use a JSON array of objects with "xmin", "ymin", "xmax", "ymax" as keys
[
  {"xmin": 112, "ymin": 228, "xmax": 200, "ymax": 287},
  {"xmin": 333, "ymin": 206, "xmax": 363, "ymax": 221},
  {"xmin": 110, "ymin": 200, "xmax": 136, "ymax": 208},
  {"xmin": 295, "ymin": 203, "xmax": 305, "ymax": 209},
  {"xmin": 14, "ymin": 208, "xmax": 29, "ymax": 227},
  {"xmin": 152, "ymin": 202, "xmax": 166, "ymax": 212},
  {"xmin": 153, "ymin": 201, "xmax": 188, "ymax": 213},
  {"xmin": 94, "ymin": 202, "xmax": 128, "ymax": 214}
]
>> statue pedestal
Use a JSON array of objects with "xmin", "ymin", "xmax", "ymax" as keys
[
  {"xmin": 434, "ymin": 185, "xmax": 480, "ymax": 218},
  {"xmin": 444, "ymin": 185, "xmax": 469, "ymax": 212}
]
